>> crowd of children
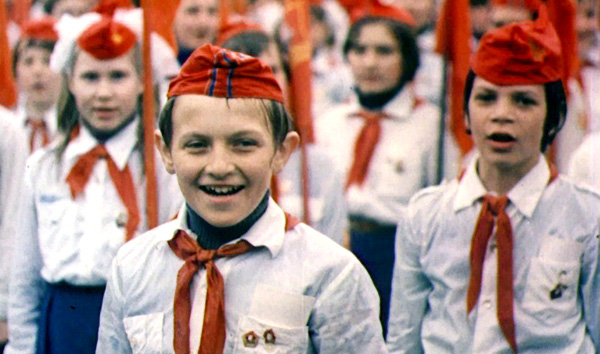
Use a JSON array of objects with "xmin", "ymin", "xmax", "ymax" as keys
[{"xmin": 0, "ymin": 0, "xmax": 598, "ymax": 352}]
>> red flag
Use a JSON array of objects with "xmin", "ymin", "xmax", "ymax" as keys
[
  {"xmin": 0, "ymin": 0, "xmax": 17, "ymax": 108},
  {"xmin": 148, "ymin": 0, "xmax": 180, "ymax": 51},
  {"xmin": 546, "ymin": 0, "xmax": 578, "ymax": 88},
  {"xmin": 283, "ymin": 0, "xmax": 313, "ymax": 223},
  {"xmin": 435, "ymin": 0, "xmax": 473, "ymax": 156},
  {"xmin": 9, "ymin": 0, "xmax": 31, "ymax": 26}
]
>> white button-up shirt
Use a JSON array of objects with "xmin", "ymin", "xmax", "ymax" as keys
[
  {"xmin": 0, "ymin": 109, "xmax": 27, "ymax": 321},
  {"xmin": 315, "ymin": 88, "xmax": 442, "ymax": 224},
  {"xmin": 13, "ymin": 103, "xmax": 58, "ymax": 153},
  {"xmin": 6, "ymin": 120, "xmax": 183, "ymax": 353},
  {"xmin": 387, "ymin": 156, "xmax": 600, "ymax": 353},
  {"xmin": 96, "ymin": 199, "xmax": 386, "ymax": 353}
]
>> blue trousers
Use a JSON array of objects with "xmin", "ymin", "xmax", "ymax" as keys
[
  {"xmin": 36, "ymin": 282, "xmax": 105, "ymax": 354},
  {"xmin": 350, "ymin": 225, "xmax": 396, "ymax": 338}
]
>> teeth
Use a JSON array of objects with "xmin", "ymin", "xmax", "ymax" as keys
[{"xmin": 202, "ymin": 185, "xmax": 243, "ymax": 196}]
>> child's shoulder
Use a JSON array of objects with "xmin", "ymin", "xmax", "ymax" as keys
[{"xmin": 115, "ymin": 220, "xmax": 180, "ymax": 267}]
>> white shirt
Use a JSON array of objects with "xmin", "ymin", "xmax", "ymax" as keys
[
  {"xmin": 277, "ymin": 145, "xmax": 348, "ymax": 244},
  {"xmin": 315, "ymin": 88, "xmax": 442, "ymax": 224},
  {"xmin": 567, "ymin": 130, "xmax": 600, "ymax": 191},
  {"xmin": 0, "ymin": 109, "xmax": 28, "ymax": 321},
  {"xmin": 96, "ymin": 200, "xmax": 386, "ymax": 353},
  {"xmin": 13, "ymin": 102, "xmax": 58, "ymax": 153},
  {"xmin": 6, "ymin": 119, "xmax": 183, "ymax": 353},
  {"xmin": 387, "ymin": 156, "xmax": 600, "ymax": 353}
]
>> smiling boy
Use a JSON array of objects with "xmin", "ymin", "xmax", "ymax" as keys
[{"xmin": 96, "ymin": 44, "xmax": 386, "ymax": 353}]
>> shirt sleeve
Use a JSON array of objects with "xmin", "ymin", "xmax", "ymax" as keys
[
  {"xmin": 580, "ymin": 222, "xmax": 600, "ymax": 349},
  {"xmin": 308, "ymin": 259, "xmax": 388, "ymax": 353},
  {"xmin": 386, "ymin": 208, "xmax": 432, "ymax": 354},
  {"xmin": 316, "ymin": 164, "xmax": 348, "ymax": 245},
  {"xmin": 96, "ymin": 255, "xmax": 133, "ymax": 354},
  {"xmin": 0, "ymin": 120, "xmax": 27, "ymax": 320},
  {"xmin": 5, "ymin": 159, "xmax": 45, "ymax": 354}
]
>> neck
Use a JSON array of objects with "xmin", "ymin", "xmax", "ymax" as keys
[
  {"xmin": 187, "ymin": 191, "xmax": 270, "ymax": 249},
  {"xmin": 356, "ymin": 81, "xmax": 405, "ymax": 111},
  {"xmin": 476, "ymin": 156, "xmax": 540, "ymax": 195},
  {"xmin": 26, "ymin": 100, "xmax": 52, "ymax": 119}
]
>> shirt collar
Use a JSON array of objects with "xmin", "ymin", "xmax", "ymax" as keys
[
  {"xmin": 64, "ymin": 118, "xmax": 139, "ymax": 170},
  {"xmin": 454, "ymin": 155, "xmax": 549, "ymax": 218},
  {"xmin": 166, "ymin": 198, "xmax": 287, "ymax": 258},
  {"xmin": 349, "ymin": 84, "xmax": 415, "ymax": 121}
]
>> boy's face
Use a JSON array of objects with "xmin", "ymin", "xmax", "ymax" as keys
[
  {"xmin": 467, "ymin": 77, "xmax": 546, "ymax": 174},
  {"xmin": 68, "ymin": 50, "xmax": 142, "ymax": 135},
  {"xmin": 157, "ymin": 95, "xmax": 298, "ymax": 227},
  {"xmin": 16, "ymin": 46, "xmax": 60, "ymax": 107}
]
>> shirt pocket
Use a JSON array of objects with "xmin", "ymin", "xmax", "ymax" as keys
[
  {"xmin": 36, "ymin": 193, "xmax": 71, "ymax": 238},
  {"xmin": 123, "ymin": 313, "xmax": 165, "ymax": 354},
  {"xmin": 232, "ymin": 315, "xmax": 309, "ymax": 353},
  {"xmin": 522, "ymin": 258, "xmax": 580, "ymax": 326}
]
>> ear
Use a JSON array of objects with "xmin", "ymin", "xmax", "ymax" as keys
[
  {"xmin": 272, "ymin": 131, "xmax": 300, "ymax": 174},
  {"xmin": 155, "ymin": 129, "xmax": 175, "ymax": 174}
]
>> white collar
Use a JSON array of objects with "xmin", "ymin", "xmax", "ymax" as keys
[
  {"xmin": 64, "ymin": 118, "xmax": 139, "ymax": 170},
  {"xmin": 453, "ymin": 155, "xmax": 550, "ymax": 218},
  {"xmin": 165, "ymin": 198, "xmax": 287, "ymax": 258}
]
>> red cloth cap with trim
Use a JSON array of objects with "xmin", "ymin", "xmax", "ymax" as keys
[
  {"xmin": 77, "ymin": 17, "xmax": 137, "ymax": 60},
  {"xmin": 471, "ymin": 4, "xmax": 563, "ymax": 85},
  {"xmin": 21, "ymin": 17, "xmax": 58, "ymax": 41},
  {"xmin": 168, "ymin": 44, "xmax": 284, "ymax": 103},
  {"xmin": 215, "ymin": 18, "xmax": 265, "ymax": 47},
  {"xmin": 350, "ymin": 3, "xmax": 415, "ymax": 27}
]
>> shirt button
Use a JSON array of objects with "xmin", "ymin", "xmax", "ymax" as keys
[
  {"xmin": 482, "ymin": 299, "xmax": 492, "ymax": 309},
  {"xmin": 489, "ymin": 243, "xmax": 497, "ymax": 252}
]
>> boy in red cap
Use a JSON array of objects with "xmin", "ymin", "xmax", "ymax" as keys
[
  {"xmin": 10, "ymin": 17, "xmax": 61, "ymax": 153},
  {"xmin": 6, "ymin": 9, "xmax": 182, "ymax": 354},
  {"xmin": 96, "ymin": 43, "xmax": 386, "ymax": 353},
  {"xmin": 387, "ymin": 6, "xmax": 600, "ymax": 353}
]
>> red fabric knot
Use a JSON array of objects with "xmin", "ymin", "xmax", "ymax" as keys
[
  {"xmin": 168, "ymin": 212, "xmax": 300, "ymax": 354},
  {"xmin": 467, "ymin": 194, "xmax": 517, "ymax": 353},
  {"xmin": 25, "ymin": 118, "xmax": 50, "ymax": 152},
  {"xmin": 345, "ymin": 110, "xmax": 389, "ymax": 190},
  {"xmin": 65, "ymin": 144, "xmax": 139, "ymax": 241}
]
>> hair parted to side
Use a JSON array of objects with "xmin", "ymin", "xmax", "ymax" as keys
[
  {"xmin": 158, "ymin": 96, "xmax": 295, "ymax": 149},
  {"xmin": 343, "ymin": 16, "xmax": 420, "ymax": 88},
  {"xmin": 463, "ymin": 69, "xmax": 567, "ymax": 152}
]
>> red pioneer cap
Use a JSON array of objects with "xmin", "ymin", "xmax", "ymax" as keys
[
  {"xmin": 471, "ymin": 4, "xmax": 563, "ymax": 85},
  {"xmin": 168, "ymin": 44, "xmax": 284, "ymax": 103}
]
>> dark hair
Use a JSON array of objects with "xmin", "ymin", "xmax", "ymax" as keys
[
  {"xmin": 12, "ymin": 39, "xmax": 57, "ymax": 77},
  {"xmin": 343, "ymin": 17, "xmax": 420, "ymax": 87},
  {"xmin": 158, "ymin": 97, "xmax": 295, "ymax": 149},
  {"xmin": 310, "ymin": 5, "xmax": 335, "ymax": 48},
  {"xmin": 463, "ymin": 69, "xmax": 567, "ymax": 152},
  {"xmin": 221, "ymin": 31, "xmax": 271, "ymax": 58}
]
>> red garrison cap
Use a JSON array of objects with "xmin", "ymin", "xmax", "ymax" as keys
[
  {"xmin": 350, "ymin": 3, "xmax": 415, "ymax": 27},
  {"xmin": 76, "ymin": 16, "xmax": 137, "ymax": 60},
  {"xmin": 215, "ymin": 18, "xmax": 265, "ymax": 47},
  {"xmin": 21, "ymin": 17, "xmax": 58, "ymax": 41},
  {"xmin": 168, "ymin": 44, "xmax": 284, "ymax": 103},
  {"xmin": 471, "ymin": 4, "xmax": 563, "ymax": 85}
]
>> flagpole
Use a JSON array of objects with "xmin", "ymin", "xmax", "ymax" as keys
[
  {"xmin": 436, "ymin": 57, "xmax": 448, "ymax": 184},
  {"xmin": 141, "ymin": 0, "xmax": 158, "ymax": 229}
]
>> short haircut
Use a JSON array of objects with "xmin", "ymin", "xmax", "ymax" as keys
[
  {"xmin": 12, "ymin": 39, "xmax": 57, "ymax": 77},
  {"xmin": 343, "ymin": 17, "xmax": 420, "ymax": 88},
  {"xmin": 158, "ymin": 97, "xmax": 295, "ymax": 149},
  {"xmin": 463, "ymin": 69, "xmax": 567, "ymax": 152},
  {"xmin": 221, "ymin": 31, "xmax": 271, "ymax": 58}
]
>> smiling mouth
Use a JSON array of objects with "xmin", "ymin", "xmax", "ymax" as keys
[{"xmin": 200, "ymin": 185, "xmax": 244, "ymax": 196}]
